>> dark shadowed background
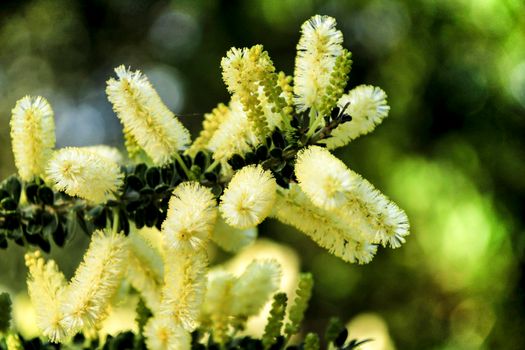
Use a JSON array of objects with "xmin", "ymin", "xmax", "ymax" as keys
[{"xmin": 0, "ymin": 0, "xmax": 524, "ymax": 349}]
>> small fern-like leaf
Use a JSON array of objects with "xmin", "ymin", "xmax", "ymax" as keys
[
  {"xmin": 0, "ymin": 292, "xmax": 12, "ymax": 333},
  {"xmin": 285, "ymin": 273, "xmax": 314, "ymax": 339},
  {"xmin": 303, "ymin": 333, "xmax": 320, "ymax": 350},
  {"xmin": 262, "ymin": 293, "xmax": 288, "ymax": 349}
]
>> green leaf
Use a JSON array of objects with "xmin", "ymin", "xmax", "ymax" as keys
[
  {"xmin": 303, "ymin": 333, "xmax": 320, "ymax": 350},
  {"xmin": 262, "ymin": 293, "xmax": 287, "ymax": 349},
  {"xmin": 334, "ymin": 328, "xmax": 348, "ymax": 347},
  {"xmin": 285, "ymin": 273, "xmax": 314, "ymax": 339},
  {"xmin": 324, "ymin": 317, "xmax": 344, "ymax": 346},
  {"xmin": 0, "ymin": 198, "xmax": 17, "ymax": 211},
  {"xmin": 25, "ymin": 183, "xmax": 39, "ymax": 204},
  {"xmin": 0, "ymin": 292, "xmax": 12, "ymax": 333},
  {"xmin": 135, "ymin": 298, "xmax": 152, "ymax": 335},
  {"xmin": 1, "ymin": 176, "xmax": 21, "ymax": 204},
  {"xmin": 37, "ymin": 186, "xmax": 54, "ymax": 206},
  {"xmin": 126, "ymin": 175, "xmax": 144, "ymax": 191},
  {"xmin": 145, "ymin": 167, "xmax": 161, "ymax": 188},
  {"xmin": 42, "ymin": 212, "xmax": 59, "ymax": 239}
]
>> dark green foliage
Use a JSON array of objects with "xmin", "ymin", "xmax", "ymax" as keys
[
  {"xmin": 262, "ymin": 293, "xmax": 288, "ymax": 349},
  {"xmin": 103, "ymin": 332, "xmax": 135, "ymax": 350},
  {"xmin": 135, "ymin": 298, "xmax": 152, "ymax": 335},
  {"xmin": 0, "ymin": 293, "xmax": 11, "ymax": 334},
  {"xmin": 0, "ymin": 321, "xmax": 369, "ymax": 350},
  {"xmin": 226, "ymin": 104, "xmax": 353, "ymax": 190},
  {"xmin": 303, "ymin": 333, "xmax": 320, "ymax": 350},
  {"xmin": 285, "ymin": 273, "xmax": 314, "ymax": 339},
  {"xmin": 324, "ymin": 317, "xmax": 345, "ymax": 345}
]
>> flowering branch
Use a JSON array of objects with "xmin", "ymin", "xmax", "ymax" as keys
[{"xmin": 0, "ymin": 14, "xmax": 410, "ymax": 350}]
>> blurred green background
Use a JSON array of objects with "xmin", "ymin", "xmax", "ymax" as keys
[{"xmin": 0, "ymin": 0, "xmax": 524, "ymax": 349}]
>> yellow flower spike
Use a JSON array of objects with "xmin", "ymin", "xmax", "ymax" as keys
[
  {"xmin": 126, "ymin": 231, "xmax": 164, "ymax": 314},
  {"xmin": 347, "ymin": 176, "xmax": 409, "ymax": 249},
  {"xmin": 219, "ymin": 165, "xmax": 277, "ymax": 229},
  {"xmin": 144, "ymin": 315, "xmax": 191, "ymax": 350},
  {"xmin": 294, "ymin": 145, "xmax": 409, "ymax": 250},
  {"xmin": 46, "ymin": 147, "xmax": 123, "ymax": 203},
  {"xmin": 221, "ymin": 45, "xmax": 276, "ymax": 139},
  {"xmin": 207, "ymin": 99, "xmax": 258, "ymax": 162},
  {"xmin": 106, "ymin": 65, "xmax": 191, "ymax": 165},
  {"xmin": 10, "ymin": 96, "xmax": 55, "ymax": 181},
  {"xmin": 294, "ymin": 15, "xmax": 344, "ymax": 113},
  {"xmin": 201, "ymin": 270, "xmax": 236, "ymax": 342},
  {"xmin": 162, "ymin": 182, "xmax": 217, "ymax": 252},
  {"xmin": 271, "ymin": 184, "xmax": 377, "ymax": 264},
  {"xmin": 230, "ymin": 260, "xmax": 281, "ymax": 318},
  {"xmin": 126, "ymin": 232, "xmax": 164, "ymax": 314},
  {"xmin": 159, "ymin": 249, "xmax": 209, "ymax": 332},
  {"xmin": 25, "ymin": 251, "xmax": 67, "ymax": 343},
  {"xmin": 60, "ymin": 230, "xmax": 128, "ymax": 333},
  {"xmin": 295, "ymin": 146, "xmax": 357, "ymax": 210},
  {"xmin": 323, "ymin": 85, "xmax": 390, "ymax": 149}
]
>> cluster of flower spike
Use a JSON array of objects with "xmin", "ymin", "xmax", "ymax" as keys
[{"xmin": 3, "ymin": 14, "xmax": 410, "ymax": 348}]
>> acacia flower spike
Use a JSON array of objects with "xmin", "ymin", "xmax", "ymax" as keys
[
  {"xmin": 219, "ymin": 164, "xmax": 277, "ymax": 229},
  {"xmin": 201, "ymin": 270, "xmax": 236, "ymax": 343},
  {"xmin": 60, "ymin": 230, "xmax": 128, "ymax": 333},
  {"xmin": 10, "ymin": 96, "xmax": 56, "ymax": 182},
  {"xmin": 221, "ymin": 45, "xmax": 277, "ymax": 139},
  {"xmin": 230, "ymin": 259, "xmax": 281, "ymax": 318},
  {"xmin": 323, "ymin": 85, "xmax": 390, "ymax": 149},
  {"xmin": 294, "ymin": 15, "xmax": 344, "ymax": 114},
  {"xmin": 46, "ymin": 147, "xmax": 123, "ymax": 203},
  {"xmin": 187, "ymin": 103, "xmax": 230, "ymax": 156},
  {"xmin": 295, "ymin": 146, "xmax": 357, "ymax": 210},
  {"xmin": 106, "ymin": 65, "xmax": 191, "ymax": 165},
  {"xmin": 25, "ymin": 251, "xmax": 67, "ymax": 343},
  {"xmin": 144, "ymin": 315, "xmax": 191, "ymax": 350},
  {"xmin": 159, "ymin": 249, "xmax": 209, "ymax": 332},
  {"xmin": 162, "ymin": 182, "xmax": 217, "ymax": 252},
  {"xmin": 271, "ymin": 184, "xmax": 378, "ymax": 264},
  {"xmin": 206, "ymin": 98, "xmax": 258, "ymax": 162}
]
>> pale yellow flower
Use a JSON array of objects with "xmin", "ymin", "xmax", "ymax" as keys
[
  {"xmin": 126, "ymin": 231, "xmax": 164, "ymax": 313},
  {"xmin": 201, "ymin": 270, "xmax": 236, "ymax": 342},
  {"xmin": 106, "ymin": 65, "xmax": 190, "ymax": 165},
  {"xmin": 61, "ymin": 230, "xmax": 128, "ymax": 333},
  {"xmin": 295, "ymin": 146, "xmax": 357, "ymax": 210},
  {"xmin": 159, "ymin": 249, "xmax": 208, "ymax": 332},
  {"xmin": 207, "ymin": 98, "xmax": 258, "ymax": 162},
  {"xmin": 323, "ymin": 85, "xmax": 390, "ymax": 149},
  {"xmin": 144, "ymin": 315, "xmax": 191, "ymax": 350},
  {"xmin": 230, "ymin": 260, "xmax": 281, "ymax": 317},
  {"xmin": 46, "ymin": 147, "xmax": 123, "ymax": 203},
  {"xmin": 294, "ymin": 15, "xmax": 344, "ymax": 113},
  {"xmin": 10, "ymin": 96, "xmax": 55, "ymax": 181},
  {"xmin": 220, "ymin": 165, "xmax": 277, "ymax": 229},
  {"xmin": 25, "ymin": 251, "xmax": 67, "ymax": 343},
  {"xmin": 271, "ymin": 184, "xmax": 377, "ymax": 264},
  {"xmin": 162, "ymin": 182, "xmax": 217, "ymax": 252}
]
